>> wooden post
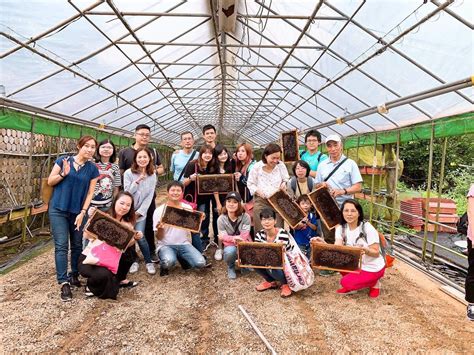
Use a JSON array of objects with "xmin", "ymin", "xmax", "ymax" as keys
[
  {"xmin": 21, "ymin": 115, "xmax": 35, "ymax": 242},
  {"xmin": 369, "ymin": 134, "xmax": 378, "ymax": 223},
  {"xmin": 389, "ymin": 131, "xmax": 401, "ymax": 246},
  {"xmin": 421, "ymin": 125, "xmax": 435, "ymax": 261},
  {"xmin": 431, "ymin": 137, "xmax": 447, "ymax": 262}
]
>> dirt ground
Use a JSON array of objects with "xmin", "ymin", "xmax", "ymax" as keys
[{"xmin": 1, "ymin": 191, "xmax": 473, "ymax": 353}]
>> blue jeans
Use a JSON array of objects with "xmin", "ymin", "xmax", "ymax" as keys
[
  {"xmin": 191, "ymin": 232, "xmax": 203, "ymax": 253},
  {"xmin": 49, "ymin": 206, "xmax": 84, "ymax": 284},
  {"xmin": 197, "ymin": 201, "xmax": 210, "ymax": 245},
  {"xmin": 158, "ymin": 244, "xmax": 206, "ymax": 270},
  {"xmin": 223, "ymin": 246, "xmax": 237, "ymax": 268},
  {"xmin": 135, "ymin": 219, "xmax": 152, "ymax": 264},
  {"xmin": 255, "ymin": 268, "xmax": 287, "ymax": 285}
]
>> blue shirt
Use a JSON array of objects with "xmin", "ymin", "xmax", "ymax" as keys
[
  {"xmin": 315, "ymin": 154, "xmax": 363, "ymax": 206},
  {"xmin": 50, "ymin": 156, "xmax": 99, "ymax": 214},
  {"xmin": 170, "ymin": 149, "xmax": 199, "ymax": 182},
  {"xmin": 293, "ymin": 212, "xmax": 318, "ymax": 246},
  {"xmin": 299, "ymin": 150, "xmax": 328, "ymax": 173}
]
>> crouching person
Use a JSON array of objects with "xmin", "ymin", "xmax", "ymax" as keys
[
  {"xmin": 313, "ymin": 199, "xmax": 385, "ymax": 298},
  {"xmin": 153, "ymin": 181, "xmax": 206, "ymax": 276},
  {"xmin": 254, "ymin": 208, "xmax": 297, "ymax": 298},
  {"xmin": 217, "ymin": 191, "xmax": 252, "ymax": 279}
]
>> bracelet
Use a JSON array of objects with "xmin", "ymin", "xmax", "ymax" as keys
[
  {"xmin": 343, "ymin": 188, "xmax": 348, "ymax": 194},
  {"xmin": 59, "ymin": 172, "xmax": 64, "ymax": 178}
]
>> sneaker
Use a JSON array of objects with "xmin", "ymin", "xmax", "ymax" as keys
[
  {"xmin": 227, "ymin": 266, "xmax": 237, "ymax": 279},
  {"xmin": 214, "ymin": 248, "xmax": 223, "ymax": 261},
  {"xmin": 336, "ymin": 287, "xmax": 357, "ymax": 295},
  {"xmin": 84, "ymin": 286, "xmax": 94, "ymax": 297},
  {"xmin": 319, "ymin": 270, "xmax": 336, "ymax": 277},
  {"xmin": 60, "ymin": 282, "xmax": 72, "ymax": 302},
  {"xmin": 160, "ymin": 268, "xmax": 169, "ymax": 277},
  {"xmin": 129, "ymin": 262, "xmax": 139, "ymax": 274},
  {"xmin": 280, "ymin": 284, "xmax": 292, "ymax": 298},
  {"xmin": 467, "ymin": 304, "xmax": 474, "ymax": 321},
  {"xmin": 369, "ymin": 280, "xmax": 381, "ymax": 298},
  {"xmin": 203, "ymin": 255, "xmax": 212, "ymax": 268},
  {"xmin": 146, "ymin": 263, "xmax": 156, "ymax": 275},
  {"xmin": 151, "ymin": 254, "xmax": 159, "ymax": 263},
  {"xmin": 256, "ymin": 281, "xmax": 278, "ymax": 292},
  {"xmin": 69, "ymin": 274, "xmax": 82, "ymax": 288}
]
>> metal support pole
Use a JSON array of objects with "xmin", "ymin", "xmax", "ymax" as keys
[
  {"xmin": 369, "ymin": 134, "xmax": 378, "ymax": 223},
  {"xmin": 421, "ymin": 125, "xmax": 435, "ymax": 261},
  {"xmin": 41, "ymin": 134, "xmax": 53, "ymax": 228},
  {"xmin": 390, "ymin": 131, "xmax": 401, "ymax": 246},
  {"xmin": 22, "ymin": 116, "xmax": 36, "ymax": 242},
  {"xmin": 431, "ymin": 137, "xmax": 447, "ymax": 262}
]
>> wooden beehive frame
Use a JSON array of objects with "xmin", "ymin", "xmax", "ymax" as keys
[
  {"xmin": 267, "ymin": 189, "xmax": 306, "ymax": 228},
  {"xmin": 280, "ymin": 130, "xmax": 300, "ymax": 162},
  {"xmin": 308, "ymin": 186, "xmax": 342, "ymax": 230},
  {"xmin": 85, "ymin": 209, "xmax": 135, "ymax": 251},
  {"xmin": 237, "ymin": 242, "xmax": 285, "ymax": 269},
  {"xmin": 310, "ymin": 241, "xmax": 362, "ymax": 273},
  {"xmin": 160, "ymin": 205, "xmax": 204, "ymax": 233},
  {"xmin": 197, "ymin": 174, "xmax": 235, "ymax": 195}
]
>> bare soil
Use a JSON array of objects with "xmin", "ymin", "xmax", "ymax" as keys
[{"xmin": 1, "ymin": 191, "xmax": 472, "ymax": 353}]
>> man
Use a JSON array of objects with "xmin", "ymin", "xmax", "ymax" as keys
[
  {"xmin": 315, "ymin": 134, "xmax": 362, "ymax": 247},
  {"xmin": 300, "ymin": 130, "xmax": 328, "ymax": 178},
  {"xmin": 153, "ymin": 181, "xmax": 206, "ymax": 276},
  {"xmin": 170, "ymin": 131, "xmax": 199, "ymax": 182},
  {"xmin": 118, "ymin": 124, "xmax": 164, "ymax": 266},
  {"xmin": 202, "ymin": 124, "xmax": 217, "ymax": 149}
]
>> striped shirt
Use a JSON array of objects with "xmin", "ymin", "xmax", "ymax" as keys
[{"xmin": 254, "ymin": 228, "xmax": 296, "ymax": 252}]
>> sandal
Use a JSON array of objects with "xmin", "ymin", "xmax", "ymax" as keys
[{"xmin": 119, "ymin": 280, "xmax": 138, "ymax": 289}]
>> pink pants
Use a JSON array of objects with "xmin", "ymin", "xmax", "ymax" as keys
[{"xmin": 340, "ymin": 268, "xmax": 385, "ymax": 291}]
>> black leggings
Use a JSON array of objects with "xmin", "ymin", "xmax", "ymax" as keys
[
  {"xmin": 466, "ymin": 238, "xmax": 474, "ymax": 303},
  {"xmin": 78, "ymin": 254, "xmax": 119, "ymax": 300}
]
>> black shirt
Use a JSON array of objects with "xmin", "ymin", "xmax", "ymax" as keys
[
  {"xmin": 183, "ymin": 159, "xmax": 211, "ymax": 204},
  {"xmin": 118, "ymin": 146, "xmax": 162, "ymax": 171}
]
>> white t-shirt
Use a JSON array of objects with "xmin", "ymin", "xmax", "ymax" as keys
[
  {"xmin": 153, "ymin": 202, "xmax": 192, "ymax": 251},
  {"xmin": 335, "ymin": 222, "xmax": 385, "ymax": 272}
]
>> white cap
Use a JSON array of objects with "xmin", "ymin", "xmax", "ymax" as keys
[{"xmin": 325, "ymin": 134, "xmax": 342, "ymax": 144}]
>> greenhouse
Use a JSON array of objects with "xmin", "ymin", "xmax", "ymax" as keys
[{"xmin": 0, "ymin": 0, "xmax": 473, "ymax": 353}]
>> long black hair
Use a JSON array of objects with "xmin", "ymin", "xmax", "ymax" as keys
[
  {"xmin": 95, "ymin": 139, "xmax": 117, "ymax": 163},
  {"xmin": 211, "ymin": 144, "xmax": 233, "ymax": 174}
]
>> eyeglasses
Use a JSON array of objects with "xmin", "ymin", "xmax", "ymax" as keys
[
  {"xmin": 100, "ymin": 146, "xmax": 113, "ymax": 150},
  {"xmin": 136, "ymin": 133, "xmax": 151, "ymax": 138},
  {"xmin": 306, "ymin": 139, "xmax": 319, "ymax": 143}
]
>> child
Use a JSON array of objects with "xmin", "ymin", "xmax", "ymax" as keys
[{"xmin": 293, "ymin": 195, "xmax": 318, "ymax": 258}]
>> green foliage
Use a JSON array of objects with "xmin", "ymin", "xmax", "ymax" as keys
[
  {"xmin": 399, "ymin": 134, "xmax": 474, "ymax": 189},
  {"xmin": 445, "ymin": 168, "xmax": 473, "ymax": 215}
]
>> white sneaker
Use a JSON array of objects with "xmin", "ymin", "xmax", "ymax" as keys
[
  {"xmin": 214, "ymin": 248, "xmax": 223, "ymax": 261},
  {"xmin": 129, "ymin": 262, "xmax": 139, "ymax": 274},
  {"xmin": 146, "ymin": 263, "xmax": 156, "ymax": 275}
]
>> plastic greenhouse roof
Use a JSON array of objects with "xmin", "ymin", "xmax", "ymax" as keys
[{"xmin": 0, "ymin": 0, "xmax": 472, "ymax": 146}]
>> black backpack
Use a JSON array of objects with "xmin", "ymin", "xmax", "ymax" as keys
[{"xmin": 457, "ymin": 212, "xmax": 468, "ymax": 235}]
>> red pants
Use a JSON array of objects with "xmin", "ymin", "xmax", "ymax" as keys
[{"xmin": 340, "ymin": 268, "xmax": 385, "ymax": 291}]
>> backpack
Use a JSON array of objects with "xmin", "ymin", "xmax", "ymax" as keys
[
  {"xmin": 341, "ymin": 221, "xmax": 395, "ymax": 268},
  {"xmin": 290, "ymin": 176, "xmax": 314, "ymax": 195},
  {"xmin": 300, "ymin": 150, "xmax": 323, "ymax": 163},
  {"xmin": 457, "ymin": 212, "xmax": 468, "ymax": 235}
]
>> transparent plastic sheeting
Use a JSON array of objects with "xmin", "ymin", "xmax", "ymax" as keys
[{"xmin": 1, "ymin": 0, "xmax": 473, "ymax": 146}]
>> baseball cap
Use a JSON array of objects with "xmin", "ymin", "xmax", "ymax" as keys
[
  {"xmin": 325, "ymin": 134, "xmax": 342, "ymax": 144},
  {"xmin": 225, "ymin": 191, "xmax": 242, "ymax": 203}
]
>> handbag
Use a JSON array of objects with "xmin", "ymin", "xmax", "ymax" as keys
[
  {"xmin": 283, "ymin": 243, "xmax": 315, "ymax": 292},
  {"xmin": 181, "ymin": 162, "xmax": 198, "ymax": 210},
  {"xmin": 82, "ymin": 239, "xmax": 122, "ymax": 274}
]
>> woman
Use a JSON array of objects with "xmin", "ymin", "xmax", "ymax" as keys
[
  {"xmin": 79, "ymin": 192, "xmax": 141, "ymax": 299},
  {"xmin": 254, "ymin": 208, "xmax": 295, "ymax": 297},
  {"xmin": 123, "ymin": 148, "xmax": 157, "ymax": 275},
  {"xmin": 234, "ymin": 143, "xmax": 255, "ymax": 203},
  {"xmin": 465, "ymin": 183, "xmax": 474, "ymax": 321},
  {"xmin": 217, "ymin": 191, "xmax": 252, "ymax": 279},
  {"xmin": 90, "ymin": 139, "xmax": 121, "ymax": 211},
  {"xmin": 47, "ymin": 135, "xmax": 99, "ymax": 302},
  {"xmin": 211, "ymin": 144, "xmax": 234, "ymax": 260},
  {"xmin": 287, "ymin": 160, "xmax": 314, "ymax": 200},
  {"xmin": 247, "ymin": 143, "xmax": 290, "ymax": 232},
  {"xmin": 183, "ymin": 144, "xmax": 214, "ymax": 252},
  {"xmin": 314, "ymin": 199, "xmax": 385, "ymax": 298}
]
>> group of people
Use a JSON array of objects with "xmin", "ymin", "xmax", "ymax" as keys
[{"xmin": 48, "ymin": 122, "xmax": 389, "ymax": 302}]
